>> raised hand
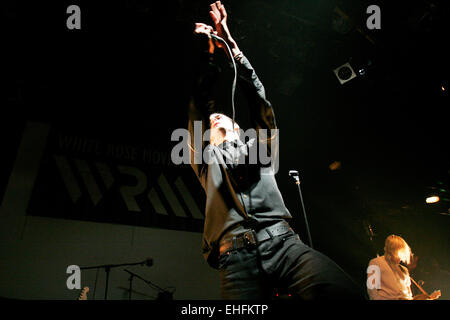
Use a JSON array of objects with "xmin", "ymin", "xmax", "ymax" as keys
[
  {"xmin": 193, "ymin": 2, "xmax": 241, "ymax": 58},
  {"xmin": 208, "ymin": 1, "xmax": 241, "ymax": 57},
  {"xmin": 193, "ymin": 23, "xmax": 216, "ymax": 54},
  {"xmin": 428, "ymin": 290, "xmax": 441, "ymax": 300},
  {"xmin": 194, "ymin": 23, "xmax": 214, "ymax": 37},
  {"xmin": 209, "ymin": 2, "xmax": 230, "ymax": 44}
]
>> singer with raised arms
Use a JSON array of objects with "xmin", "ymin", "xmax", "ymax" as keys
[{"xmin": 188, "ymin": 1, "xmax": 365, "ymax": 299}]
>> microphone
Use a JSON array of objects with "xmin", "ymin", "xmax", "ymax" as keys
[
  {"xmin": 209, "ymin": 33, "xmax": 224, "ymax": 41},
  {"xmin": 289, "ymin": 170, "xmax": 300, "ymax": 184},
  {"xmin": 143, "ymin": 257, "xmax": 153, "ymax": 267},
  {"xmin": 289, "ymin": 170, "xmax": 298, "ymax": 177}
]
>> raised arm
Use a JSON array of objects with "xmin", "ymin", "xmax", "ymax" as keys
[
  {"xmin": 236, "ymin": 56, "xmax": 277, "ymax": 132},
  {"xmin": 209, "ymin": 2, "xmax": 242, "ymax": 59},
  {"xmin": 209, "ymin": 2, "xmax": 277, "ymax": 146},
  {"xmin": 189, "ymin": 23, "xmax": 221, "ymax": 180}
]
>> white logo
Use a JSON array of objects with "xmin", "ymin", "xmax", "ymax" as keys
[
  {"xmin": 367, "ymin": 265, "xmax": 381, "ymax": 289},
  {"xmin": 171, "ymin": 121, "xmax": 280, "ymax": 174},
  {"xmin": 66, "ymin": 5, "xmax": 81, "ymax": 30},
  {"xmin": 366, "ymin": 5, "xmax": 381, "ymax": 30},
  {"xmin": 66, "ymin": 265, "xmax": 81, "ymax": 290}
]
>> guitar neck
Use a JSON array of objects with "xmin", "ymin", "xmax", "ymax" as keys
[{"xmin": 410, "ymin": 277, "xmax": 429, "ymax": 297}]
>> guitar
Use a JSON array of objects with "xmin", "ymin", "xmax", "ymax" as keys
[
  {"xmin": 411, "ymin": 277, "xmax": 441, "ymax": 300},
  {"xmin": 413, "ymin": 290, "xmax": 441, "ymax": 300},
  {"xmin": 77, "ymin": 287, "xmax": 89, "ymax": 300}
]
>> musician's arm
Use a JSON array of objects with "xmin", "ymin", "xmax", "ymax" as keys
[
  {"xmin": 237, "ymin": 55, "xmax": 277, "ymax": 133},
  {"xmin": 367, "ymin": 287, "xmax": 382, "ymax": 300},
  {"xmin": 209, "ymin": 1, "xmax": 277, "ymax": 152},
  {"xmin": 189, "ymin": 25, "xmax": 220, "ymax": 179}
]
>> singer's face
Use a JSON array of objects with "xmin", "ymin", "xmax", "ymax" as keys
[
  {"xmin": 209, "ymin": 113, "xmax": 239, "ymax": 146},
  {"xmin": 210, "ymin": 113, "xmax": 233, "ymax": 131}
]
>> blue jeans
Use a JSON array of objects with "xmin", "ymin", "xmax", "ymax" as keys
[{"xmin": 218, "ymin": 232, "xmax": 366, "ymax": 300}]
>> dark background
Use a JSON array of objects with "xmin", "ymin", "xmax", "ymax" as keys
[{"xmin": 3, "ymin": 0, "xmax": 449, "ymax": 297}]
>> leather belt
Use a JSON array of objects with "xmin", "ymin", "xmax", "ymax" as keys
[{"xmin": 219, "ymin": 220, "xmax": 294, "ymax": 256}]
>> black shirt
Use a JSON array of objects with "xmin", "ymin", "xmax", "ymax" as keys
[{"xmin": 188, "ymin": 51, "xmax": 292, "ymax": 267}]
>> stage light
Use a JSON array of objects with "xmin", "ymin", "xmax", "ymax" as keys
[
  {"xmin": 333, "ymin": 62, "xmax": 357, "ymax": 85},
  {"xmin": 426, "ymin": 196, "xmax": 440, "ymax": 204},
  {"xmin": 329, "ymin": 161, "xmax": 342, "ymax": 171}
]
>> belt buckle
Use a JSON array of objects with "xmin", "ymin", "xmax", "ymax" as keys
[{"xmin": 243, "ymin": 230, "xmax": 257, "ymax": 247}]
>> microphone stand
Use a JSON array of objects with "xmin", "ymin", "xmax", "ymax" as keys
[
  {"xmin": 289, "ymin": 170, "xmax": 313, "ymax": 248},
  {"xmin": 127, "ymin": 271, "xmax": 134, "ymax": 300},
  {"xmin": 80, "ymin": 259, "xmax": 152, "ymax": 300},
  {"xmin": 123, "ymin": 269, "xmax": 173, "ymax": 300}
]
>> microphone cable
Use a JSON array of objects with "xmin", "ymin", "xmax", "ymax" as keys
[{"xmin": 210, "ymin": 33, "xmax": 237, "ymax": 132}]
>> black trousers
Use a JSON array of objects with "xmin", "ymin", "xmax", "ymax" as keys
[{"xmin": 218, "ymin": 231, "xmax": 367, "ymax": 300}]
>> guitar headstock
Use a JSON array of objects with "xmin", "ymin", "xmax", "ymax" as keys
[{"xmin": 78, "ymin": 286, "xmax": 89, "ymax": 300}]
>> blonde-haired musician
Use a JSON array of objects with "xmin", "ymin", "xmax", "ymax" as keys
[{"xmin": 367, "ymin": 235, "xmax": 441, "ymax": 300}]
